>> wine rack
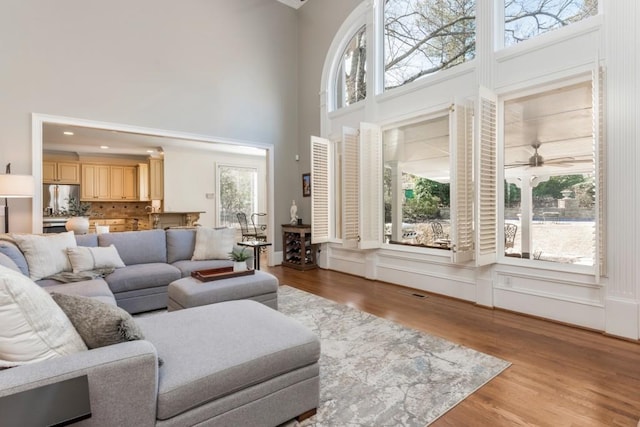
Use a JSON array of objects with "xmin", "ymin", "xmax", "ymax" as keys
[{"xmin": 281, "ymin": 224, "xmax": 317, "ymax": 270}]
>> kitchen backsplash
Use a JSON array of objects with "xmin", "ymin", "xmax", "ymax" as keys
[{"xmin": 88, "ymin": 202, "xmax": 152, "ymax": 220}]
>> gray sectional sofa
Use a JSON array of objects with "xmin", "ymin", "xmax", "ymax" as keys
[
  {"xmin": 1, "ymin": 228, "xmax": 257, "ymax": 314},
  {"xmin": 0, "ymin": 229, "xmax": 321, "ymax": 426}
]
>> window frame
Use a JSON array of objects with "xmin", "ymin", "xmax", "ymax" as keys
[
  {"xmin": 496, "ymin": 71, "xmax": 604, "ymax": 276},
  {"xmin": 216, "ymin": 164, "xmax": 259, "ymax": 229}
]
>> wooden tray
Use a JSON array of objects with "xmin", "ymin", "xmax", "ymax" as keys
[{"xmin": 191, "ymin": 267, "xmax": 255, "ymax": 282}]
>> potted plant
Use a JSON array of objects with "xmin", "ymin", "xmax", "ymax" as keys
[
  {"xmin": 64, "ymin": 196, "xmax": 92, "ymax": 235},
  {"xmin": 229, "ymin": 247, "xmax": 251, "ymax": 272}
]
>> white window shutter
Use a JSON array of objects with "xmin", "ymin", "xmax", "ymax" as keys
[
  {"xmin": 476, "ymin": 87, "xmax": 498, "ymax": 266},
  {"xmin": 450, "ymin": 102, "xmax": 475, "ymax": 263},
  {"xmin": 342, "ymin": 126, "xmax": 360, "ymax": 248},
  {"xmin": 358, "ymin": 122, "xmax": 383, "ymax": 249},
  {"xmin": 593, "ymin": 65, "xmax": 606, "ymax": 281},
  {"xmin": 311, "ymin": 136, "xmax": 331, "ymax": 244}
]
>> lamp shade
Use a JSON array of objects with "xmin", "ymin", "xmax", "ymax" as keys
[{"xmin": 0, "ymin": 174, "xmax": 35, "ymax": 198}]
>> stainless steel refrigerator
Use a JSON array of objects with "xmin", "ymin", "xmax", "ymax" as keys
[{"xmin": 42, "ymin": 184, "xmax": 80, "ymax": 216}]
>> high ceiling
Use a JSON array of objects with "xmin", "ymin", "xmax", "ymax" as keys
[{"xmin": 43, "ymin": 123, "xmax": 266, "ymax": 158}]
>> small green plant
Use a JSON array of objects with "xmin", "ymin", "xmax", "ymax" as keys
[
  {"xmin": 66, "ymin": 196, "xmax": 92, "ymax": 217},
  {"xmin": 229, "ymin": 247, "xmax": 251, "ymax": 262}
]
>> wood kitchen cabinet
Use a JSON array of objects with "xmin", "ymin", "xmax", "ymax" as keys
[
  {"xmin": 81, "ymin": 164, "xmax": 110, "ymax": 200},
  {"xmin": 149, "ymin": 159, "xmax": 164, "ymax": 200},
  {"xmin": 43, "ymin": 161, "xmax": 80, "ymax": 184},
  {"xmin": 110, "ymin": 166, "xmax": 137, "ymax": 200}
]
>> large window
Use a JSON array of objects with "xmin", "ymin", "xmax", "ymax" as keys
[
  {"xmin": 503, "ymin": 80, "xmax": 597, "ymax": 265},
  {"xmin": 504, "ymin": 0, "xmax": 598, "ymax": 47},
  {"xmin": 218, "ymin": 165, "xmax": 258, "ymax": 228},
  {"xmin": 383, "ymin": 115, "xmax": 451, "ymax": 248},
  {"xmin": 335, "ymin": 26, "xmax": 367, "ymax": 109},
  {"xmin": 384, "ymin": 0, "xmax": 476, "ymax": 90}
]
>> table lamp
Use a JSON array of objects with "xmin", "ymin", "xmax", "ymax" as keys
[{"xmin": 0, "ymin": 166, "xmax": 35, "ymax": 233}]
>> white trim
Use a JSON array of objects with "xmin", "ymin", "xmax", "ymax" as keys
[
  {"xmin": 31, "ymin": 114, "xmax": 275, "ymax": 266},
  {"xmin": 319, "ymin": 2, "xmax": 370, "ymax": 125}
]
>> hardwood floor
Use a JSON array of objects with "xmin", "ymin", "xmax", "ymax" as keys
[{"xmin": 263, "ymin": 263, "xmax": 640, "ymax": 427}]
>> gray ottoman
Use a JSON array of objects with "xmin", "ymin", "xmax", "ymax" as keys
[{"xmin": 167, "ymin": 270, "xmax": 279, "ymax": 311}]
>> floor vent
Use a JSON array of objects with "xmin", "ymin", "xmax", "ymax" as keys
[{"xmin": 396, "ymin": 289, "xmax": 428, "ymax": 299}]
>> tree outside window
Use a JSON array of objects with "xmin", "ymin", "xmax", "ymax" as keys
[
  {"xmin": 336, "ymin": 26, "xmax": 367, "ymax": 108},
  {"xmin": 505, "ymin": 0, "xmax": 598, "ymax": 47},
  {"xmin": 218, "ymin": 166, "xmax": 258, "ymax": 228}
]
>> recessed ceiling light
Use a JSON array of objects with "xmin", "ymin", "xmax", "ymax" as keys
[
  {"xmin": 63, "ymin": 131, "xmax": 74, "ymax": 136},
  {"xmin": 146, "ymin": 150, "xmax": 154, "ymax": 153},
  {"xmin": 100, "ymin": 145, "xmax": 109, "ymax": 149}
]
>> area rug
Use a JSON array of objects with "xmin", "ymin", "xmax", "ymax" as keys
[{"xmin": 278, "ymin": 285, "xmax": 511, "ymax": 427}]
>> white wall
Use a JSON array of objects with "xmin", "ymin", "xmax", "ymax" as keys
[
  {"xmin": 1, "ymin": 0, "xmax": 298, "ymax": 246},
  {"xmin": 163, "ymin": 147, "xmax": 267, "ymax": 228}
]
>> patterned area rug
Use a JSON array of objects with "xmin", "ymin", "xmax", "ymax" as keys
[{"xmin": 278, "ymin": 285, "xmax": 511, "ymax": 427}]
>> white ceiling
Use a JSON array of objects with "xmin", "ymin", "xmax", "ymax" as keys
[
  {"xmin": 43, "ymin": 123, "xmax": 266, "ymax": 158},
  {"xmin": 384, "ymin": 80, "xmax": 594, "ymax": 181}
]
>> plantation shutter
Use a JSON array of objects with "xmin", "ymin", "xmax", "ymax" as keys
[
  {"xmin": 342, "ymin": 126, "xmax": 360, "ymax": 249},
  {"xmin": 593, "ymin": 65, "xmax": 606, "ymax": 281},
  {"xmin": 358, "ymin": 122, "xmax": 383, "ymax": 249},
  {"xmin": 449, "ymin": 102, "xmax": 474, "ymax": 263},
  {"xmin": 311, "ymin": 136, "xmax": 331, "ymax": 244},
  {"xmin": 475, "ymin": 87, "xmax": 498, "ymax": 266}
]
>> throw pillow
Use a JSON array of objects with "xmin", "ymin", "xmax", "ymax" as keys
[
  {"xmin": 11, "ymin": 231, "xmax": 77, "ymax": 281},
  {"xmin": 0, "ymin": 265, "xmax": 87, "ymax": 368},
  {"xmin": 192, "ymin": 227, "xmax": 236, "ymax": 260},
  {"xmin": 51, "ymin": 293, "xmax": 145, "ymax": 349},
  {"xmin": 67, "ymin": 244, "xmax": 126, "ymax": 273}
]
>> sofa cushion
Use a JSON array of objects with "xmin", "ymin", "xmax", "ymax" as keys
[
  {"xmin": 75, "ymin": 233, "xmax": 98, "ymax": 247},
  {"xmin": 11, "ymin": 231, "xmax": 76, "ymax": 281},
  {"xmin": 0, "ymin": 265, "xmax": 87, "ymax": 368},
  {"xmin": 98, "ymin": 229, "xmax": 167, "ymax": 265},
  {"xmin": 0, "ymin": 240, "xmax": 29, "ymax": 276},
  {"xmin": 104, "ymin": 263, "xmax": 181, "ymax": 294},
  {"xmin": 41, "ymin": 279, "xmax": 117, "ymax": 306},
  {"xmin": 136, "ymin": 300, "xmax": 320, "ymax": 420},
  {"xmin": 166, "ymin": 229, "xmax": 197, "ymax": 263},
  {"xmin": 51, "ymin": 293, "xmax": 145, "ymax": 349},
  {"xmin": 192, "ymin": 227, "xmax": 235, "ymax": 260},
  {"xmin": 67, "ymin": 245, "xmax": 126, "ymax": 273},
  {"xmin": 0, "ymin": 252, "xmax": 21, "ymax": 273}
]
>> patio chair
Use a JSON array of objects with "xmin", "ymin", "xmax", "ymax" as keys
[
  {"xmin": 430, "ymin": 222, "xmax": 450, "ymax": 247},
  {"xmin": 237, "ymin": 212, "xmax": 267, "ymax": 242},
  {"xmin": 504, "ymin": 223, "xmax": 518, "ymax": 252}
]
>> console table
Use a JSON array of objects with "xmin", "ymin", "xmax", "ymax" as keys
[{"xmin": 281, "ymin": 224, "xmax": 317, "ymax": 270}]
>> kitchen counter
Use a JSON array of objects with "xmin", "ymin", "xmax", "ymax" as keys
[{"xmin": 147, "ymin": 211, "xmax": 204, "ymax": 229}]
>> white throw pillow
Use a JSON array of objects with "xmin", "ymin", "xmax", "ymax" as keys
[
  {"xmin": 12, "ymin": 231, "xmax": 77, "ymax": 281},
  {"xmin": 0, "ymin": 265, "xmax": 87, "ymax": 368},
  {"xmin": 67, "ymin": 245, "xmax": 126, "ymax": 273},
  {"xmin": 192, "ymin": 227, "xmax": 236, "ymax": 260}
]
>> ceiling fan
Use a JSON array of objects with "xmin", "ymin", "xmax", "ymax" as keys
[{"xmin": 505, "ymin": 140, "xmax": 591, "ymax": 169}]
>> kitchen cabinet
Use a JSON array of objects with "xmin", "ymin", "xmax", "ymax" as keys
[
  {"xmin": 88, "ymin": 218, "xmax": 127, "ymax": 233},
  {"xmin": 149, "ymin": 159, "xmax": 164, "ymax": 200},
  {"xmin": 81, "ymin": 164, "xmax": 110, "ymax": 200},
  {"xmin": 43, "ymin": 161, "xmax": 80, "ymax": 184},
  {"xmin": 110, "ymin": 166, "xmax": 137, "ymax": 200}
]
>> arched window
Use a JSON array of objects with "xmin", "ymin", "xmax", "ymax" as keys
[{"xmin": 335, "ymin": 26, "xmax": 367, "ymax": 109}]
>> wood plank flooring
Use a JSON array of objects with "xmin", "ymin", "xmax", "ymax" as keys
[{"xmin": 263, "ymin": 264, "xmax": 640, "ymax": 427}]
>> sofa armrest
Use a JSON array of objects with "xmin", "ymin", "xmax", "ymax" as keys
[{"xmin": 0, "ymin": 340, "xmax": 158, "ymax": 427}]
